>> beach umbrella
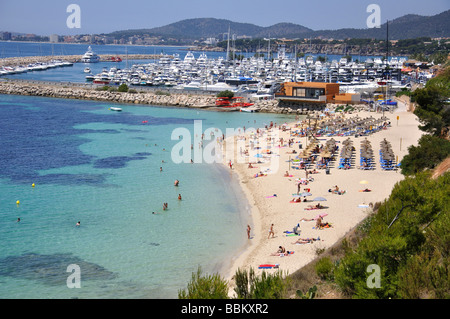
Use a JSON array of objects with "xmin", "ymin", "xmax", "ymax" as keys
[{"xmin": 312, "ymin": 197, "xmax": 327, "ymax": 201}]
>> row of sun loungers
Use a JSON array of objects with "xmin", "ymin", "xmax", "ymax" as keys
[
  {"xmin": 359, "ymin": 138, "xmax": 376, "ymax": 170},
  {"xmin": 380, "ymin": 138, "xmax": 397, "ymax": 170}
]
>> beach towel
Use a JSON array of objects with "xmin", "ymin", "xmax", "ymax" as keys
[
  {"xmin": 278, "ymin": 251, "xmax": 294, "ymax": 256},
  {"xmin": 258, "ymin": 264, "xmax": 279, "ymax": 269},
  {"xmin": 313, "ymin": 223, "xmax": 332, "ymax": 229}
]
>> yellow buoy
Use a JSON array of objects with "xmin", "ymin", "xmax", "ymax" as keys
[
  {"xmin": 32, "ymin": 183, "xmax": 35, "ymax": 187},
  {"xmin": 16, "ymin": 200, "xmax": 20, "ymax": 205}
]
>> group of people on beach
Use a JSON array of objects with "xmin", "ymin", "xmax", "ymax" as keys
[{"xmin": 240, "ymin": 122, "xmax": 341, "ymax": 264}]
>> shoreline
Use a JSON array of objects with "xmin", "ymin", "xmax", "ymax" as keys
[{"xmin": 220, "ymin": 104, "xmax": 423, "ymax": 296}]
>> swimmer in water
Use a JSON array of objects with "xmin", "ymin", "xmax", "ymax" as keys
[
  {"xmin": 174, "ymin": 180, "xmax": 179, "ymax": 186},
  {"xmin": 178, "ymin": 194, "xmax": 182, "ymax": 200}
]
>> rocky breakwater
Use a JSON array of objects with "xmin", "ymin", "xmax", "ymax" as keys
[
  {"xmin": 0, "ymin": 54, "xmax": 165, "ymax": 67},
  {"xmin": 0, "ymin": 81, "xmax": 217, "ymax": 108}
]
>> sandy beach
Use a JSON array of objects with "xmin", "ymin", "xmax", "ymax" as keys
[{"xmin": 220, "ymin": 103, "xmax": 423, "ymax": 295}]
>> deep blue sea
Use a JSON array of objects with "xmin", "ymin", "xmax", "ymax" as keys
[{"xmin": 0, "ymin": 93, "xmax": 296, "ymax": 298}]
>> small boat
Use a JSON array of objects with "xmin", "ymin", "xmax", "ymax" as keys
[
  {"xmin": 240, "ymin": 107, "xmax": 259, "ymax": 113},
  {"xmin": 84, "ymin": 67, "xmax": 91, "ymax": 73},
  {"xmin": 109, "ymin": 107, "xmax": 122, "ymax": 112}
]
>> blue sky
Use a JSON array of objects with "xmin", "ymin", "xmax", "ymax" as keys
[{"xmin": 0, "ymin": 0, "xmax": 449, "ymax": 35}]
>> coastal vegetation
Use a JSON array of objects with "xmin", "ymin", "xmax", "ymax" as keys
[
  {"xmin": 178, "ymin": 267, "xmax": 291, "ymax": 299},
  {"xmin": 333, "ymin": 171, "xmax": 449, "ymax": 298},
  {"xmin": 400, "ymin": 64, "xmax": 450, "ymax": 174},
  {"xmin": 216, "ymin": 90, "xmax": 234, "ymax": 99}
]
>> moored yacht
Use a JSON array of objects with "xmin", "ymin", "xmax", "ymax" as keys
[{"xmin": 81, "ymin": 46, "xmax": 100, "ymax": 63}]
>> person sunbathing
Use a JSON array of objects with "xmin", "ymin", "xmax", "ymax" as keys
[
  {"xmin": 305, "ymin": 203, "xmax": 324, "ymax": 210},
  {"xmin": 271, "ymin": 246, "xmax": 286, "ymax": 256},
  {"xmin": 330, "ymin": 185, "xmax": 346, "ymax": 195},
  {"xmin": 315, "ymin": 217, "xmax": 332, "ymax": 229},
  {"xmin": 292, "ymin": 237, "xmax": 320, "ymax": 244}
]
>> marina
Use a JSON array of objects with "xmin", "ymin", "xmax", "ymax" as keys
[
  {"xmin": 77, "ymin": 47, "xmax": 411, "ymax": 98},
  {"xmin": 1, "ymin": 44, "xmax": 433, "ymax": 105}
]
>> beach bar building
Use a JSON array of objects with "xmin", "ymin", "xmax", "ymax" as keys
[
  {"xmin": 275, "ymin": 82, "xmax": 339, "ymax": 103},
  {"xmin": 275, "ymin": 82, "xmax": 360, "ymax": 107}
]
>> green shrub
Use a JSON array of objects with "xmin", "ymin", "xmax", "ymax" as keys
[
  {"xmin": 155, "ymin": 90, "xmax": 170, "ymax": 96},
  {"xmin": 178, "ymin": 267, "xmax": 229, "ymax": 299},
  {"xmin": 217, "ymin": 90, "xmax": 234, "ymax": 98},
  {"xmin": 296, "ymin": 285, "xmax": 317, "ymax": 299},
  {"xmin": 95, "ymin": 85, "xmax": 110, "ymax": 91},
  {"xmin": 234, "ymin": 267, "xmax": 290, "ymax": 299},
  {"xmin": 118, "ymin": 83, "xmax": 129, "ymax": 92},
  {"xmin": 315, "ymin": 257, "xmax": 334, "ymax": 280},
  {"xmin": 400, "ymin": 135, "xmax": 450, "ymax": 175}
]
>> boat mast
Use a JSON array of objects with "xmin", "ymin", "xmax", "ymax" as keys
[
  {"xmin": 226, "ymin": 25, "xmax": 230, "ymax": 61},
  {"xmin": 384, "ymin": 20, "xmax": 389, "ymax": 116}
]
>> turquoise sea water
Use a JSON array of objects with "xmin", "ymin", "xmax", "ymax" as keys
[{"xmin": 0, "ymin": 94, "xmax": 295, "ymax": 298}]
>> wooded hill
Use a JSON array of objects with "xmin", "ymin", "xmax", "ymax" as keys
[{"xmin": 106, "ymin": 10, "xmax": 450, "ymax": 42}]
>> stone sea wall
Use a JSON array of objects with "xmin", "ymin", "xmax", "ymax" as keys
[
  {"xmin": 0, "ymin": 80, "xmax": 368, "ymax": 115},
  {"xmin": 0, "ymin": 54, "xmax": 164, "ymax": 67},
  {"xmin": 0, "ymin": 81, "xmax": 215, "ymax": 107}
]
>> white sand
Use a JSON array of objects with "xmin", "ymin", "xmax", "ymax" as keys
[{"xmin": 220, "ymin": 105, "xmax": 423, "ymax": 294}]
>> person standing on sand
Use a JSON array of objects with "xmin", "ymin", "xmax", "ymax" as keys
[
  {"xmin": 268, "ymin": 224, "xmax": 275, "ymax": 239},
  {"xmin": 247, "ymin": 224, "xmax": 251, "ymax": 239}
]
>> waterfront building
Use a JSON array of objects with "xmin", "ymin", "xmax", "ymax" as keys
[
  {"xmin": 49, "ymin": 34, "xmax": 59, "ymax": 43},
  {"xmin": 275, "ymin": 82, "xmax": 361, "ymax": 105}
]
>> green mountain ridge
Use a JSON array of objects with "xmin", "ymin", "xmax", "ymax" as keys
[{"xmin": 106, "ymin": 10, "xmax": 450, "ymax": 41}]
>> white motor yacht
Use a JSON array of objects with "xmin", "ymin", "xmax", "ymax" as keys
[{"xmin": 81, "ymin": 46, "xmax": 100, "ymax": 63}]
